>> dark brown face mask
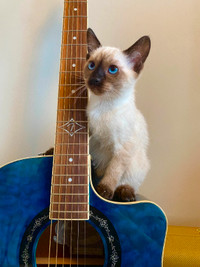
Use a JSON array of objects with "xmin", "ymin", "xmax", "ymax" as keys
[{"xmin": 88, "ymin": 62, "xmax": 105, "ymax": 89}]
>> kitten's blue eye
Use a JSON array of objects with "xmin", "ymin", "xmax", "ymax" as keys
[
  {"xmin": 108, "ymin": 65, "xmax": 118, "ymax": 74},
  {"xmin": 88, "ymin": 61, "xmax": 95, "ymax": 70}
]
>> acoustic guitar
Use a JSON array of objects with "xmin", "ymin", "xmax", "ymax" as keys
[{"xmin": 0, "ymin": 1, "xmax": 167, "ymax": 266}]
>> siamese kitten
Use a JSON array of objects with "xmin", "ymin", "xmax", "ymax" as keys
[{"xmin": 84, "ymin": 28, "xmax": 151, "ymax": 201}]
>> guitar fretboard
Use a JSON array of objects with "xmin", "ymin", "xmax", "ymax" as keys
[{"xmin": 49, "ymin": 0, "xmax": 89, "ymax": 220}]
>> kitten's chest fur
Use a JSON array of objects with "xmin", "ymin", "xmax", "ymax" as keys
[
  {"xmin": 87, "ymin": 93, "xmax": 148, "ymax": 173},
  {"xmin": 88, "ymin": 95, "xmax": 135, "ymax": 148}
]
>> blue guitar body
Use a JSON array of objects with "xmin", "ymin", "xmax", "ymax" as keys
[{"xmin": 0, "ymin": 156, "xmax": 167, "ymax": 267}]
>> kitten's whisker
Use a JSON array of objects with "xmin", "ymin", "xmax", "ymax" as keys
[
  {"xmin": 74, "ymin": 86, "xmax": 87, "ymax": 104},
  {"xmin": 77, "ymin": 86, "xmax": 87, "ymax": 97},
  {"xmin": 68, "ymin": 84, "xmax": 85, "ymax": 97},
  {"xmin": 73, "ymin": 84, "xmax": 85, "ymax": 91},
  {"xmin": 74, "ymin": 86, "xmax": 86, "ymax": 97},
  {"xmin": 71, "ymin": 73, "xmax": 85, "ymax": 83},
  {"xmin": 77, "ymin": 81, "xmax": 84, "ymax": 86}
]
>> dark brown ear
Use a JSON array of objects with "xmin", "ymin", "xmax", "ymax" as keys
[
  {"xmin": 87, "ymin": 28, "xmax": 101, "ymax": 55},
  {"xmin": 123, "ymin": 36, "xmax": 151, "ymax": 74}
]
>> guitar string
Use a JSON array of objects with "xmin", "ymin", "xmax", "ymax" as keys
[
  {"xmin": 61, "ymin": 1, "xmax": 71, "ymax": 265},
  {"xmin": 56, "ymin": 0, "xmax": 71, "ymax": 265},
  {"xmin": 82, "ymin": 0, "xmax": 87, "ymax": 264},
  {"xmin": 67, "ymin": 3, "xmax": 85, "ymax": 265},
  {"xmin": 69, "ymin": 2, "xmax": 85, "ymax": 265},
  {"xmin": 63, "ymin": 1, "xmax": 73, "ymax": 266},
  {"xmin": 82, "ymin": 1, "xmax": 86, "ymax": 265},
  {"xmin": 47, "ymin": 218, "xmax": 53, "ymax": 266},
  {"xmin": 77, "ymin": 2, "xmax": 88, "ymax": 264},
  {"xmin": 74, "ymin": 0, "xmax": 79, "ymax": 265},
  {"xmin": 47, "ymin": 0, "xmax": 67, "ymax": 265},
  {"xmin": 85, "ymin": 0, "xmax": 88, "ymax": 263},
  {"xmin": 76, "ymin": 0, "xmax": 81, "ymax": 265},
  {"xmin": 68, "ymin": 3, "xmax": 76, "ymax": 266},
  {"xmin": 69, "ymin": 2, "xmax": 75, "ymax": 266},
  {"xmin": 54, "ymin": 1, "xmax": 65, "ymax": 264},
  {"xmin": 81, "ymin": 1, "xmax": 87, "ymax": 265}
]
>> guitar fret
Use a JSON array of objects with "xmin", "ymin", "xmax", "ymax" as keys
[
  {"xmin": 58, "ymin": 97, "xmax": 87, "ymax": 99},
  {"xmin": 60, "ymin": 71, "xmax": 82, "ymax": 73},
  {"xmin": 55, "ymin": 146, "xmax": 88, "ymax": 148},
  {"xmin": 63, "ymin": 30, "xmax": 86, "ymax": 32},
  {"xmin": 61, "ymin": 44, "xmax": 87, "ymax": 46},
  {"xmin": 52, "ymin": 175, "xmax": 88, "ymax": 181},
  {"xmin": 56, "ymin": 133, "xmax": 88, "ymax": 136},
  {"xmin": 53, "ymin": 158, "xmax": 88, "ymax": 165},
  {"xmin": 54, "ymin": 164, "xmax": 89, "ymax": 166},
  {"xmin": 63, "ymin": 16, "xmax": 87, "ymax": 18},
  {"xmin": 55, "ymin": 142, "xmax": 88, "ymax": 145},
  {"xmin": 57, "ymin": 108, "xmax": 86, "ymax": 111},
  {"xmin": 51, "ymin": 194, "xmax": 88, "ymax": 199},
  {"xmin": 50, "ymin": 202, "xmax": 88, "ymax": 204},
  {"xmin": 54, "ymin": 154, "xmax": 89, "ymax": 155},
  {"xmin": 59, "ymin": 84, "xmax": 85, "ymax": 85},
  {"xmin": 52, "ymin": 184, "xmax": 88, "ymax": 186},
  {"xmin": 56, "ymin": 122, "xmax": 88, "ymax": 126},
  {"xmin": 53, "ymin": 174, "xmax": 89, "ymax": 177},
  {"xmin": 57, "ymin": 121, "xmax": 88, "ymax": 123},
  {"xmin": 60, "ymin": 58, "xmax": 85, "ymax": 60},
  {"xmin": 50, "ymin": 213, "xmax": 89, "ymax": 214},
  {"xmin": 65, "ymin": 1, "xmax": 87, "ymax": 2},
  {"xmin": 50, "ymin": 217, "xmax": 89, "ymax": 220},
  {"xmin": 64, "ymin": 1, "xmax": 87, "ymax": 3},
  {"xmin": 50, "ymin": 216, "xmax": 89, "ymax": 220},
  {"xmin": 55, "ymin": 142, "xmax": 88, "ymax": 144},
  {"xmin": 57, "ymin": 98, "xmax": 87, "ymax": 106},
  {"xmin": 51, "ymin": 193, "xmax": 89, "ymax": 196},
  {"xmin": 54, "ymin": 144, "xmax": 88, "ymax": 154}
]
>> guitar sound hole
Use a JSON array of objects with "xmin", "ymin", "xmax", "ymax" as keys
[{"xmin": 36, "ymin": 221, "xmax": 105, "ymax": 266}]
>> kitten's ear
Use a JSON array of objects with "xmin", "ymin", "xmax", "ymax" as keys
[
  {"xmin": 87, "ymin": 28, "xmax": 101, "ymax": 55},
  {"xmin": 123, "ymin": 36, "xmax": 151, "ymax": 74}
]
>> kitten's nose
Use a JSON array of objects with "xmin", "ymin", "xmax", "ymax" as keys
[{"xmin": 88, "ymin": 77, "xmax": 102, "ymax": 87}]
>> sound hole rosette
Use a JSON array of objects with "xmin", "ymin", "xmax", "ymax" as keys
[{"xmin": 19, "ymin": 206, "xmax": 121, "ymax": 266}]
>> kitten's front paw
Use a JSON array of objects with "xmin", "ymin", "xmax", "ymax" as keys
[
  {"xmin": 113, "ymin": 185, "xmax": 136, "ymax": 202},
  {"xmin": 96, "ymin": 183, "xmax": 114, "ymax": 200}
]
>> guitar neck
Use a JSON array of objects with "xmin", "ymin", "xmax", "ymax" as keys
[{"xmin": 49, "ymin": 0, "xmax": 89, "ymax": 221}]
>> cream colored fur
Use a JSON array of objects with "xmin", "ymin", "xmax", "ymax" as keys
[{"xmin": 85, "ymin": 46, "xmax": 150, "ymax": 193}]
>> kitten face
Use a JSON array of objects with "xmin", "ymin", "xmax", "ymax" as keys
[
  {"xmin": 84, "ymin": 28, "xmax": 151, "ymax": 98},
  {"xmin": 84, "ymin": 47, "xmax": 135, "ymax": 96}
]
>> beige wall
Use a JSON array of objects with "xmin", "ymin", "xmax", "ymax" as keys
[
  {"xmin": 1, "ymin": 0, "xmax": 200, "ymax": 227},
  {"xmin": 89, "ymin": 0, "xmax": 200, "ymax": 227}
]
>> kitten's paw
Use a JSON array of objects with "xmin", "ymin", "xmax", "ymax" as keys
[
  {"xmin": 44, "ymin": 147, "xmax": 54, "ymax": 155},
  {"xmin": 96, "ymin": 183, "xmax": 114, "ymax": 200},
  {"xmin": 113, "ymin": 185, "xmax": 136, "ymax": 202}
]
